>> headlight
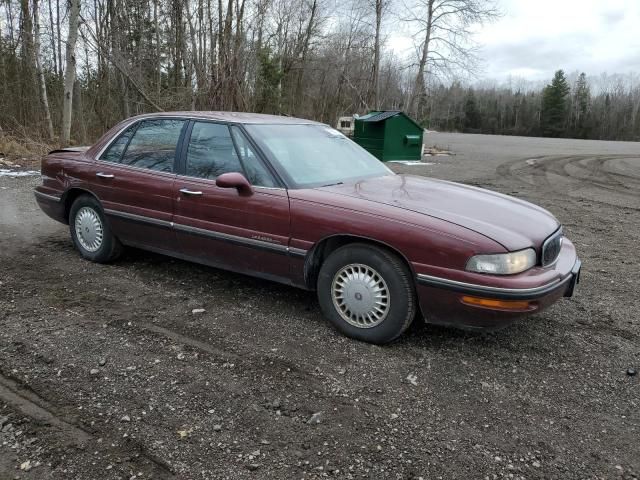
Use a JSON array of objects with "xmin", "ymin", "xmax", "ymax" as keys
[{"xmin": 466, "ymin": 248, "xmax": 537, "ymax": 275}]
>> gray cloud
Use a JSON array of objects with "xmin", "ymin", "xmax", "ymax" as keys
[
  {"xmin": 475, "ymin": 0, "xmax": 640, "ymax": 81},
  {"xmin": 481, "ymin": 32, "xmax": 593, "ymax": 74}
]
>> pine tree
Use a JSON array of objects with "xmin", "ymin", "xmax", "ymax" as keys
[
  {"xmin": 541, "ymin": 69, "xmax": 570, "ymax": 137},
  {"xmin": 463, "ymin": 90, "xmax": 481, "ymax": 130},
  {"xmin": 254, "ymin": 47, "xmax": 283, "ymax": 114},
  {"xmin": 573, "ymin": 72, "xmax": 591, "ymax": 138}
]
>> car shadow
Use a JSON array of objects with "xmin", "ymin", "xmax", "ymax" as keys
[{"xmin": 116, "ymin": 247, "xmax": 542, "ymax": 349}]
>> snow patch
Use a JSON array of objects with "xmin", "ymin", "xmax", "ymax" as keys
[
  {"xmin": 0, "ymin": 169, "xmax": 39, "ymax": 177},
  {"xmin": 388, "ymin": 160, "xmax": 434, "ymax": 166}
]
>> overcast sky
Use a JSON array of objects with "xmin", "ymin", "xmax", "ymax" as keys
[{"xmin": 389, "ymin": 0, "xmax": 640, "ymax": 83}]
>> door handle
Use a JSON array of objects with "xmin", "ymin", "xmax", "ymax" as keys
[
  {"xmin": 179, "ymin": 188, "xmax": 203, "ymax": 196},
  {"xmin": 96, "ymin": 172, "xmax": 115, "ymax": 179}
]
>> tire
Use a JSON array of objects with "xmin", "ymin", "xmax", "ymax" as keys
[
  {"xmin": 317, "ymin": 243, "xmax": 416, "ymax": 344},
  {"xmin": 69, "ymin": 195, "xmax": 122, "ymax": 263}
]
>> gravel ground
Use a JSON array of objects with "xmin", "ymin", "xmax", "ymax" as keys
[{"xmin": 0, "ymin": 133, "xmax": 638, "ymax": 480}]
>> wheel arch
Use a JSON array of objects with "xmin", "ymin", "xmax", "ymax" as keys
[
  {"xmin": 61, "ymin": 187, "xmax": 101, "ymax": 223},
  {"xmin": 303, "ymin": 234, "xmax": 417, "ymax": 291}
]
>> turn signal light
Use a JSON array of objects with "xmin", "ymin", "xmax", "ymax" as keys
[{"xmin": 460, "ymin": 296, "xmax": 535, "ymax": 311}]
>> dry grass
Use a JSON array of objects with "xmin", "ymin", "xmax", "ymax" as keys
[{"xmin": 0, "ymin": 133, "xmax": 53, "ymax": 168}]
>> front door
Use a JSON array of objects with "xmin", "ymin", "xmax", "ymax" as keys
[
  {"xmin": 172, "ymin": 121, "xmax": 292, "ymax": 282},
  {"xmin": 91, "ymin": 118, "xmax": 187, "ymax": 253}
]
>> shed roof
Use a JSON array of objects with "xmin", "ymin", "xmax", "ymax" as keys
[
  {"xmin": 357, "ymin": 110, "xmax": 423, "ymax": 130},
  {"xmin": 359, "ymin": 110, "xmax": 402, "ymax": 122}
]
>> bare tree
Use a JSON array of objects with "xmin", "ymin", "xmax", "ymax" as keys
[
  {"xmin": 369, "ymin": 0, "xmax": 388, "ymax": 110},
  {"xmin": 19, "ymin": 0, "xmax": 37, "ymax": 124},
  {"xmin": 403, "ymin": 0, "xmax": 498, "ymax": 118},
  {"xmin": 61, "ymin": 0, "xmax": 81, "ymax": 145},
  {"xmin": 1, "ymin": 0, "xmax": 639, "ymax": 145},
  {"xmin": 33, "ymin": 0, "xmax": 54, "ymax": 140}
]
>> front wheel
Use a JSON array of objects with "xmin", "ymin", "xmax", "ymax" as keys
[
  {"xmin": 69, "ymin": 195, "xmax": 122, "ymax": 263},
  {"xmin": 317, "ymin": 243, "xmax": 416, "ymax": 344}
]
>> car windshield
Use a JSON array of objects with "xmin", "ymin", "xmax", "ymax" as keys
[{"xmin": 244, "ymin": 124, "xmax": 393, "ymax": 188}]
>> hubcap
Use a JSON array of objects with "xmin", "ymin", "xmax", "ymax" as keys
[
  {"xmin": 74, "ymin": 206, "xmax": 104, "ymax": 252},
  {"xmin": 331, "ymin": 263, "xmax": 390, "ymax": 328}
]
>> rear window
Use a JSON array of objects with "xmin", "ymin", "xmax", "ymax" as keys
[
  {"xmin": 121, "ymin": 119, "xmax": 185, "ymax": 172},
  {"xmin": 100, "ymin": 119, "xmax": 185, "ymax": 173},
  {"xmin": 100, "ymin": 125, "xmax": 136, "ymax": 163}
]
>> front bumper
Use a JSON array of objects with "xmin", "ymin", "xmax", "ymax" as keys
[{"xmin": 414, "ymin": 240, "xmax": 581, "ymax": 330}]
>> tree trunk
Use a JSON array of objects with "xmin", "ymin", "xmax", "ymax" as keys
[
  {"xmin": 56, "ymin": 0, "xmax": 63, "ymax": 78},
  {"xmin": 74, "ymin": 79, "xmax": 87, "ymax": 144},
  {"xmin": 371, "ymin": 0, "xmax": 382, "ymax": 110},
  {"xmin": 33, "ymin": 0, "xmax": 55, "ymax": 140},
  {"xmin": 155, "ymin": 0, "xmax": 161, "ymax": 98},
  {"xmin": 47, "ymin": 0, "xmax": 57, "ymax": 75},
  {"xmin": 19, "ymin": 0, "xmax": 36, "ymax": 125},
  {"xmin": 293, "ymin": 0, "xmax": 317, "ymax": 115},
  {"xmin": 407, "ymin": 0, "xmax": 434, "ymax": 117},
  {"xmin": 61, "ymin": 0, "xmax": 80, "ymax": 146},
  {"xmin": 0, "ymin": 15, "xmax": 5, "ymax": 108},
  {"xmin": 186, "ymin": 0, "xmax": 204, "ymax": 106}
]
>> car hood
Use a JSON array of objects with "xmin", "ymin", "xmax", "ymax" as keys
[{"xmin": 315, "ymin": 174, "xmax": 560, "ymax": 251}]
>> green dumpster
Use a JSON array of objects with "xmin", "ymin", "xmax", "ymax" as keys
[{"xmin": 352, "ymin": 111, "xmax": 424, "ymax": 161}]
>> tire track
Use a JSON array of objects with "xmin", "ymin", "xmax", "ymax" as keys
[
  {"xmin": 0, "ymin": 371, "xmax": 92, "ymax": 446},
  {"xmin": 496, "ymin": 154, "xmax": 640, "ymax": 210},
  {"xmin": 2, "ymin": 241, "xmax": 342, "ymax": 393},
  {"xmin": 0, "ymin": 370, "xmax": 176, "ymax": 478}
]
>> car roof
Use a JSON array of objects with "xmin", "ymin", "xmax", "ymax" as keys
[{"xmin": 127, "ymin": 111, "xmax": 324, "ymax": 125}]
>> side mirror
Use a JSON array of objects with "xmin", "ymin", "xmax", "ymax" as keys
[{"xmin": 215, "ymin": 172, "xmax": 253, "ymax": 196}]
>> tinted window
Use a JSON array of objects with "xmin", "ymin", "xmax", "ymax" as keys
[
  {"xmin": 120, "ymin": 119, "xmax": 185, "ymax": 172},
  {"xmin": 186, "ymin": 122, "xmax": 242, "ymax": 179},
  {"xmin": 230, "ymin": 126, "xmax": 276, "ymax": 187},
  {"xmin": 100, "ymin": 125, "xmax": 136, "ymax": 163}
]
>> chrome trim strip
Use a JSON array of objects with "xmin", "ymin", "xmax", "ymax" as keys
[
  {"xmin": 103, "ymin": 208, "xmax": 308, "ymax": 257},
  {"xmin": 104, "ymin": 209, "xmax": 173, "ymax": 229},
  {"xmin": 287, "ymin": 247, "xmax": 307, "ymax": 258},
  {"xmin": 34, "ymin": 191, "xmax": 61, "ymax": 203},
  {"xmin": 416, "ymin": 264, "xmax": 578, "ymax": 300},
  {"xmin": 173, "ymin": 223, "xmax": 288, "ymax": 254}
]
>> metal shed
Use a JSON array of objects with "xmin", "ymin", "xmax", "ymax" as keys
[{"xmin": 352, "ymin": 111, "xmax": 424, "ymax": 161}]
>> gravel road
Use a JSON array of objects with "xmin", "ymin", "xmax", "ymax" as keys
[{"xmin": 0, "ymin": 133, "xmax": 638, "ymax": 479}]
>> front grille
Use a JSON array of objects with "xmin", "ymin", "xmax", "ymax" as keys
[{"xmin": 541, "ymin": 228, "xmax": 563, "ymax": 267}]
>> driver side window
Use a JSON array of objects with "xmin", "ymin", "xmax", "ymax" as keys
[{"xmin": 185, "ymin": 122, "xmax": 242, "ymax": 180}]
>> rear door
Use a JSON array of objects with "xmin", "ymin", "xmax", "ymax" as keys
[
  {"xmin": 172, "ymin": 121, "xmax": 292, "ymax": 282},
  {"xmin": 91, "ymin": 118, "xmax": 187, "ymax": 252}
]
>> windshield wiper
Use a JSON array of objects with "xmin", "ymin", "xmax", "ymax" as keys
[{"xmin": 320, "ymin": 181, "xmax": 344, "ymax": 187}]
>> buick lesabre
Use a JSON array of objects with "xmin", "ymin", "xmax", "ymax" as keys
[{"xmin": 35, "ymin": 112, "xmax": 581, "ymax": 343}]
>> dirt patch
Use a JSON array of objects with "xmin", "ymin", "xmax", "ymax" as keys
[{"xmin": 0, "ymin": 134, "xmax": 639, "ymax": 479}]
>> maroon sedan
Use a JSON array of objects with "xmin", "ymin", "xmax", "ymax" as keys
[{"xmin": 35, "ymin": 112, "xmax": 580, "ymax": 344}]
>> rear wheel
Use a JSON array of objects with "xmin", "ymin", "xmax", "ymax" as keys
[
  {"xmin": 317, "ymin": 243, "xmax": 416, "ymax": 344},
  {"xmin": 69, "ymin": 195, "xmax": 122, "ymax": 262}
]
